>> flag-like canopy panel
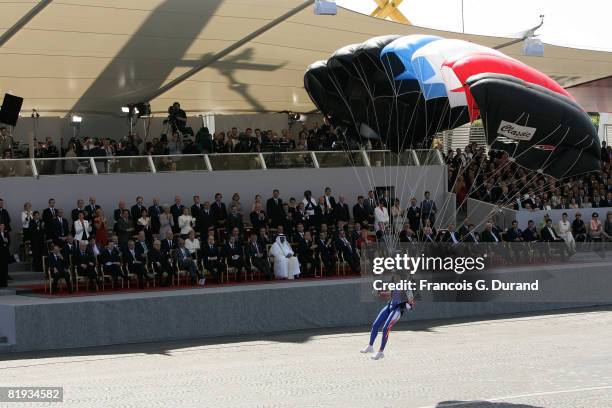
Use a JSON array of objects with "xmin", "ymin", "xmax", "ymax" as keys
[{"xmin": 0, "ymin": 0, "xmax": 611, "ymax": 116}]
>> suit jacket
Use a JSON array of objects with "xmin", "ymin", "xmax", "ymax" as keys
[
  {"xmin": 352, "ymin": 204, "xmax": 369, "ymax": 226},
  {"xmin": 131, "ymin": 204, "xmax": 146, "ymax": 225},
  {"xmin": 247, "ymin": 240, "xmax": 266, "ymax": 258},
  {"xmin": 0, "ymin": 231, "xmax": 10, "ymax": 255},
  {"xmin": 226, "ymin": 214, "xmax": 244, "ymax": 232},
  {"xmin": 113, "ymin": 208, "xmax": 127, "ymax": 222},
  {"xmin": 190, "ymin": 203, "xmax": 204, "ymax": 228},
  {"xmin": 148, "ymin": 204, "xmax": 163, "ymax": 232},
  {"xmin": 48, "ymin": 217, "xmax": 69, "ymax": 241},
  {"xmin": 521, "ymin": 228, "xmax": 539, "ymax": 242},
  {"xmin": 61, "ymin": 241, "xmax": 78, "ymax": 260},
  {"xmin": 211, "ymin": 202, "xmax": 228, "ymax": 224},
  {"xmin": 464, "ymin": 232, "xmax": 480, "ymax": 243},
  {"xmin": 48, "ymin": 252, "xmax": 69, "ymax": 272},
  {"xmin": 100, "ymin": 247, "xmax": 121, "ymax": 266},
  {"xmin": 123, "ymin": 248, "xmax": 145, "ymax": 266},
  {"xmin": 170, "ymin": 203, "xmax": 185, "ymax": 226},
  {"xmin": 540, "ymin": 226, "xmax": 560, "ymax": 242},
  {"xmin": 160, "ymin": 238, "xmax": 175, "ymax": 256},
  {"xmin": 481, "ymin": 230, "xmax": 501, "ymax": 243},
  {"xmin": 28, "ymin": 219, "xmax": 45, "ymax": 244},
  {"xmin": 335, "ymin": 237, "xmax": 357, "ymax": 258},
  {"xmin": 0, "ymin": 208, "xmax": 11, "ymax": 232},
  {"xmin": 406, "ymin": 206, "xmax": 421, "ymax": 230},
  {"xmin": 250, "ymin": 210, "xmax": 267, "ymax": 232},
  {"xmin": 85, "ymin": 204, "xmax": 100, "ymax": 221},
  {"xmin": 505, "ymin": 228, "xmax": 523, "ymax": 242},
  {"xmin": 420, "ymin": 199, "xmax": 437, "ymax": 218},
  {"xmin": 42, "ymin": 208, "xmax": 57, "ymax": 225},
  {"xmin": 74, "ymin": 249, "xmax": 95, "ymax": 269},
  {"xmin": 202, "ymin": 244, "xmax": 221, "ymax": 266},
  {"xmin": 198, "ymin": 209, "xmax": 215, "ymax": 235},
  {"xmin": 334, "ymin": 203, "xmax": 350, "ymax": 223},
  {"xmin": 223, "ymin": 242, "xmax": 244, "ymax": 263},
  {"xmin": 114, "ymin": 218, "xmax": 132, "ymax": 244},
  {"xmin": 266, "ymin": 197, "xmax": 284, "ymax": 226}
]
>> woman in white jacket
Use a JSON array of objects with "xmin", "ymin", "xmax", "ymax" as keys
[
  {"xmin": 178, "ymin": 207, "xmax": 194, "ymax": 238},
  {"xmin": 558, "ymin": 212, "xmax": 576, "ymax": 252},
  {"xmin": 74, "ymin": 211, "xmax": 92, "ymax": 242}
]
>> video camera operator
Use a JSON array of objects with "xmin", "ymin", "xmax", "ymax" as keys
[{"xmin": 166, "ymin": 102, "xmax": 193, "ymax": 136}]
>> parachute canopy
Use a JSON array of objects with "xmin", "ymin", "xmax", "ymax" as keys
[{"xmin": 304, "ymin": 34, "xmax": 601, "ymax": 179}]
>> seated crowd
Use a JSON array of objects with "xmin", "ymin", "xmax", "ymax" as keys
[
  {"xmin": 2, "ymin": 186, "xmax": 612, "ymax": 292},
  {"xmin": 445, "ymin": 141, "xmax": 612, "ymax": 211}
]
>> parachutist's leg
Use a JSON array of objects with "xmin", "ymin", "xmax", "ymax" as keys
[
  {"xmin": 379, "ymin": 308, "xmax": 402, "ymax": 352},
  {"xmin": 369, "ymin": 305, "xmax": 391, "ymax": 346}
]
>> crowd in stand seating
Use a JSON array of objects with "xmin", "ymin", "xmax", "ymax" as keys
[
  {"xmin": 2, "ymin": 183, "xmax": 612, "ymax": 292},
  {"xmin": 30, "ymin": 122, "xmax": 379, "ymax": 160},
  {"xmin": 445, "ymin": 141, "xmax": 612, "ymax": 211}
]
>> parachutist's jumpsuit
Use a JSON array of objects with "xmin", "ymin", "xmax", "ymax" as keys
[{"xmin": 368, "ymin": 289, "xmax": 413, "ymax": 351}]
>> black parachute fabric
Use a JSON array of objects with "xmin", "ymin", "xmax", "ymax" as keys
[
  {"xmin": 468, "ymin": 73, "xmax": 601, "ymax": 178},
  {"xmin": 304, "ymin": 60, "xmax": 354, "ymax": 132}
]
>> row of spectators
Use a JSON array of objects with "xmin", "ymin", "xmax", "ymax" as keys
[
  {"xmin": 446, "ymin": 141, "xmax": 612, "ymax": 211},
  {"xmin": 28, "ymin": 122, "xmax": 366, "ymax": 160}
]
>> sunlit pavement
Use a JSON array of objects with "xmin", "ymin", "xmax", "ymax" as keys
[{"xmin": 1, "ymin": 308, "xmax": 612, "ymax": 408}]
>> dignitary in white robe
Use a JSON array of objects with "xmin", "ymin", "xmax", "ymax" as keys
[{"xmin": 270, "ymin": 235, "xmax": 300, "ymax": 279}]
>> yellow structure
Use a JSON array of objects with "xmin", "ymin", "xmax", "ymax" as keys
[{"xmin": 369, "ymin": 0, "xmax": 411, "ymax": 24}]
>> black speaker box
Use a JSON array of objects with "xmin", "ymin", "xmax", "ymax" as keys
[{"xmin": 0, "ymin": 93, "xmax": 24, "ymax": 127}]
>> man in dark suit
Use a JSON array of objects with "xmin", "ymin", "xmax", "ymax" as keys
[
  {"xmin": 100, "ymin": 241, "xmax": 126, "ymax": 287},
  {"xmin": 149, "ymin": 239, "xmax": 172, "ymax": 286},
  {"xmin": 315, "ymin": 231, "xmax": 336, "ymax": 275},
  {"xmin": 246, "ymin": 233, "xmax": 272, "ymax": 280},
  {"xmin": 480, "ymin": 223, "xmax": 502, "ymax": 243},
  {"xmin": 211, "ymin": 193, "xmax": 228, "ymax": 230},
  {"xmin": 464, "ymin": 224, "xmax": 480, "ymax": 243},
  {"xmin": 250, "ymin": 203, "xmax": 267, "ymax": 233},
  {"xmin": 420, "ymin": 191, "xmax": 437, "ymax": 226},
  {"xmin": 572, "ymin": 213, "xmax": 587, "ymax": 242},
  {"xmin": 175, "ymin": 238, "xmax": 200, "ymax": 285},
  {"xmin": 457, "ymin": 218, "xmax": 470, "ymax": 240},
  {"xmin": 62, "ymin": 234, "xmax": 78, "ymax": 260},
  {"xmin": 521, "ymin": 220, "xmax": 540, "ymax": 242},
  {"xmin": 406, "ymin": 197, "xmax": 421, "ymax": 232},
  {"xmin": 199, "ymin": 201, "xmax": 216, "ymax": 238},
  {"xmin": 505, "ymin": 220, "xmax": 524, "ymax": 242},
  {"xmin": 47, "ymin": 244, "xmax": 73, "ymax": 293},
  {"xmin": 123, "ymin": 240, "xmax": 148, "ymax": 288},
  {"xmin": 170, "ymin": 196, "xmax": 185, "ymax": 234},
  {"xmin": 161, "ymin": 231, "xmax": 176, "ymax": 257},
  {"xmin": 71, "ymin": 198, "xmax": 87, "ymax": 224},
  {"xmin": 226, "ymin": 206, "xmax": 244, "ymax": 234},
  {"xmin": 335, "ymin": 230, "xmax": 360, "ymax": 274},
  {"xmin": 190, "ymin": 195, "xmax": 204, "ymax": 232},
  {"xmin": 441, "ymin": 224, "xmax": 460, "ymax": 244},
  {"xmin": 113, "ymin": 200, "xmax": 129, "ymax": 223},
  {"xmin": 114, "ymin": 210, "xmax": 133, "ymax": 249},
  {"xmin": 293, "ymin": 223, "xmax": 306, "ymax": 245},
  {"xmin": 352, "ymin": 196, "xmax": 370, "ymax": 228},
  {"xmin": 28, "ymin": 211, "xmax": 45, "ymax": 271},
  {"xmin": 48, "ymin": 209, "xmax": 70, "ymax": 246},
  {"xmin": 224, "ymin": 236, "xmax": 245, "ymax": 281},
  {"xmin": 334, "ymin": 196, "xmax": 350, "ymax": 224},
  {"xmin": 42, "ymin": 198, "xmax": 57, "ymax": 236},
  {"xmin": 131, "ymin": 196, "xmax": 146, "ymax": 227},
  {"xmin": 75, "ymin": 240, "xmax": 99, "ymax": 291},
  {"xmin": 364, "ymin": 190, "xmax": 377, "ymax": 218},
  {"xmin": 266, "ymin": 189, "xmax": 284, "ymax": 228},
  {"xmin": 85, "ymin": 196, "xmax": 101, "ymax": 222},
  {"xmin": 202, "ymin": 235, "xmax": 222, "ymax": 284},
  {"xmin": 148, "ymin": 197, "xmax": 163, "ymax": 235},
  {"xmin": 0, "ymin": 198, "xmax": 11, "ymax": 233},
  {"xmin": 540, "ymin": 219, "xmax": 564, "ymax": 243}
]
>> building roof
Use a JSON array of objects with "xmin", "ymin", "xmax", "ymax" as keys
[{"xmin": 1, "ymin": 0, "xmax": 611, "ymax": 116}]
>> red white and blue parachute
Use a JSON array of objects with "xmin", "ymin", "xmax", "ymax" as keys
[{"xmin": 304, "ymin": 35, "xmax": 600, "ymax": 178}]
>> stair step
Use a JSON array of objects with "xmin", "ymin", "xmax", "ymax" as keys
[
  {"xmin": 8, "ymin": 262, "xmax": 32, "ymax": 272},
  {"xmin": 9, "ymin": 271, "xmax": 44, "ymax": 281}
]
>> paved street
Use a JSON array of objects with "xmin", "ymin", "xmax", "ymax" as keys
[{"xmin": 1, "ymin": 308, "xmax": 611, "ymax": 408}]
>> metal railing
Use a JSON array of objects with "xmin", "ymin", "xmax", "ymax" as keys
[{"xmin": 0, "ymin": 149, "xmax": 444, "ymax": 178}]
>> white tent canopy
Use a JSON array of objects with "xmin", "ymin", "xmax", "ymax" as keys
[{"xmin": 1, "ymin": 0, "xmax": 611, "ymax": 117}]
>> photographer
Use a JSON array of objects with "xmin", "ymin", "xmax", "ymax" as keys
[{"xmin": 166, "ymin": 102, "xmax": 193, "ymax": 136}]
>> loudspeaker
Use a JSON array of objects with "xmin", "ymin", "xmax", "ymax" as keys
[{"xmin": 0, "ymin": 93, "xmax": 24, "ymax": 127}]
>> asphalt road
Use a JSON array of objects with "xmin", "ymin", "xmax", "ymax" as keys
[{"xmin": 1, "ymin": 308, "xmax": 611, "ymax": 408}]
